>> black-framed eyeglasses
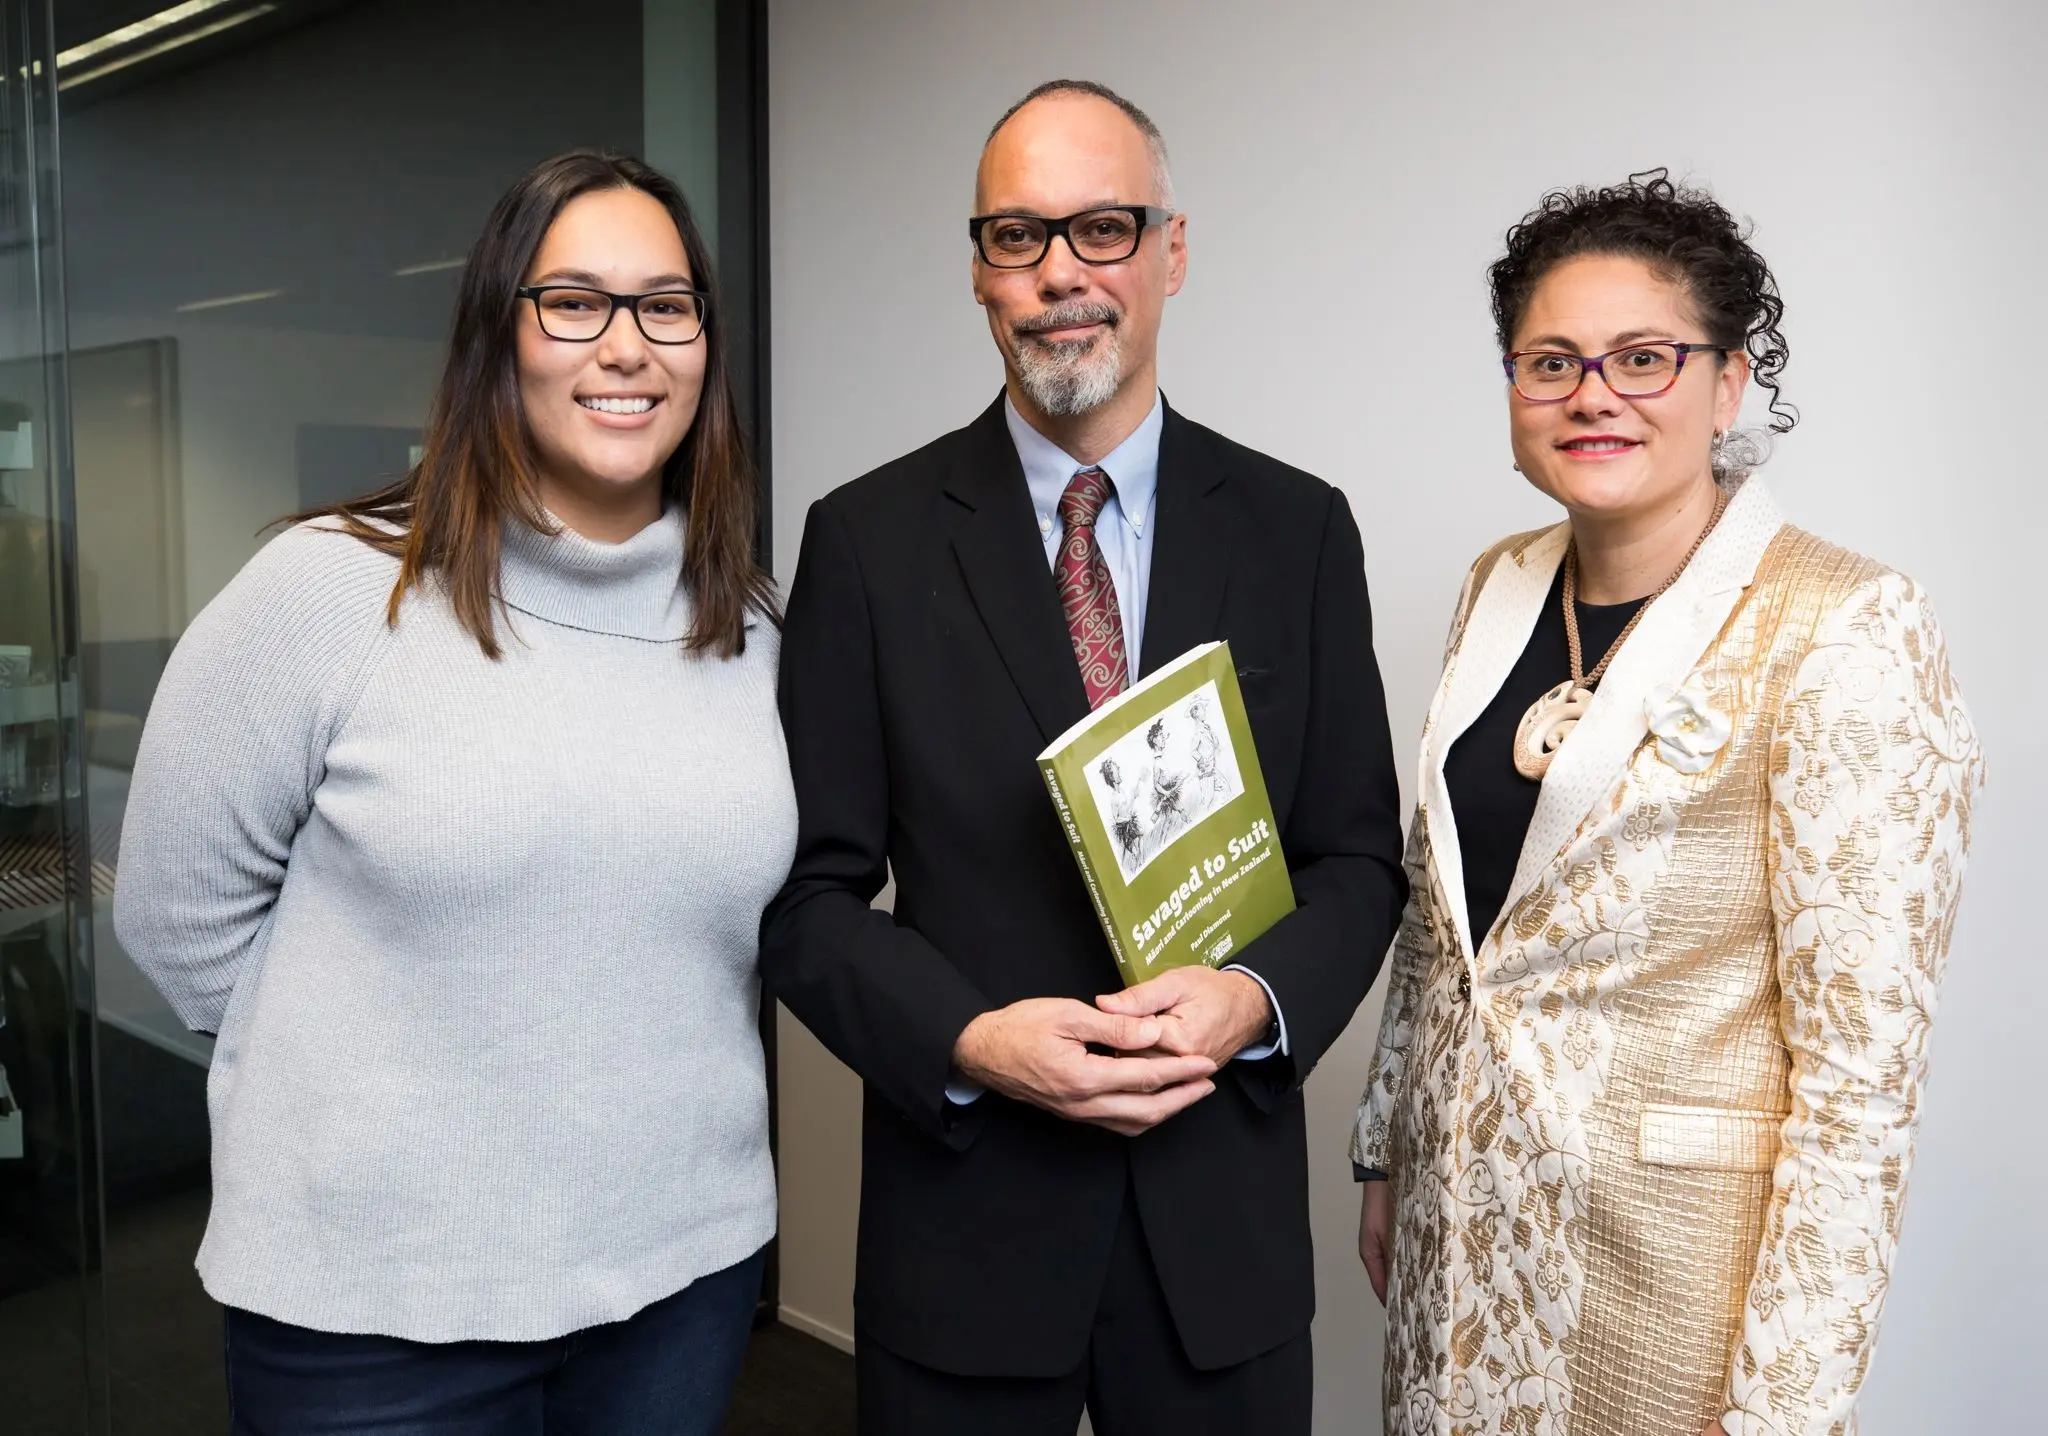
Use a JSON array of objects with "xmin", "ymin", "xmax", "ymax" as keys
[
  {"xmin": 515, "ymin": 285, "xmax": 709, "ymax": 344},
  {"xmin": 1503, "ymin": 341, "xmax": 1726, "ymax": 402},
  {"xmin": 967, "ymin": 206, "xmax": 1175, "ymax": 268}
]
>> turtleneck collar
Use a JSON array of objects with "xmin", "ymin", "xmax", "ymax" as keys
[{"xmin": 498, "ymin": 507, "xmax": 692, "ymax": 642}]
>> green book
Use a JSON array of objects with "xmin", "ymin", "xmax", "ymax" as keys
[{"xmin": 1037, "ymin": 640, "xmax": 1295, "ymax": 987}]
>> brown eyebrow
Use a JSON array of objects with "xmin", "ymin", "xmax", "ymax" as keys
[
  {"xmin": 1517, "ymin": 328, "xmax": 1680, "ymax": 352},
  {"xmin": 528, "ymin": 267, "xmax": 695, "ymax": 289}
]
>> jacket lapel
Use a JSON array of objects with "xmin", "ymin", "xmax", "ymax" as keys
[
  {"xmin": 1421, "ymin": 524, "xmax": 1567, "ymax": 966},
  {"xmin": 1502, "ymin": 477, "xmax": 1788, "ymax": 910},
  {"xmin": 1137, "ymin": 404, "xmax": 1231, "ymax": 680},
  {"xmin": 944, "ymin": 396, "xmax": 1090, "ymax": 744}
]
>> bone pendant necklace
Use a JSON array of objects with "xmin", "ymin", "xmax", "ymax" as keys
[{"xmin": 1511, "ymin": 484, "xmax": 1731, "ymax": 781}]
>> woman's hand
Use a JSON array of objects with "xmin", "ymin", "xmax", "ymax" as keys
[{"xmin": 1358, "ymin": 1179, "xmax": 1394, "ymax": 1305}]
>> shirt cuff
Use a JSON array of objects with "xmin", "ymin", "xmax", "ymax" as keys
[
  {"xmin": 1354, "ymin": 1164, "xmax": 1388, "ymax": 1182},
  {"xmin": 944, "ymin": 1076, "xmax": 985, "ymax": 1105},
  {"xmin": 1222, "ymin": 964, "xmax": 1288, "ymax": 1062}
]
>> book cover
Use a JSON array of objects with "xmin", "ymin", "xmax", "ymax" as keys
[{"xmin": 1037, "ymin": 640, "xmax": 1295, "ymax": 987}]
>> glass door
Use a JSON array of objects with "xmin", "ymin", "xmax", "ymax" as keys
[{"xmin": 0, "ymin": 1, "xmax": 101, "ymax": 1432}]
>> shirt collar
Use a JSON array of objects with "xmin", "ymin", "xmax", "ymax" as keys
[{"xmin": 1005, "ymin": 390, "xmax": 1164, "ymax": 538}]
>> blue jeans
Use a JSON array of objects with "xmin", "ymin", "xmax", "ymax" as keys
[{"xmin": 223, "ymin": 1248, "xmax": 767, "ymax": 1435}]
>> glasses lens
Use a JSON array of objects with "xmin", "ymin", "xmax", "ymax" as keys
[
  {"xmin": 533, "ymin": 288, "xmax": 612, "ymax": 340},
  {"xmin": 1512, "ymin": 351, "xmax": 1584, "ymax": 400},
  {"xmin": 1602, "ymin": 343, "xmax": 1682, "ymax": 395},
  {"xmin": 634, "ymin": 291, "xmax": 706, "ymax": 343},
  {"xmin": 1068, "ymin": 209, "xmax": 1141, "ymax": 262},
  {"xmin": 978, "ymin": 216, "xmax": 1048, "ymax": 267}
]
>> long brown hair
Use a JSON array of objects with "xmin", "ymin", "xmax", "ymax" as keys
[{"xmin": 297, "ymin": 149, "xmax": 774, "ymax": 658}]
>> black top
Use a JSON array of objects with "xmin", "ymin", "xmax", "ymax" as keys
[{"xmin": 1443, "ymin": 564, "xmax": 1647, "ymax": 946}]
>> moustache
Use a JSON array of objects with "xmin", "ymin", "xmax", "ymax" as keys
[{"xmin": 1013, "ymin": 302, "xmax": 1121, "ymax": 340}]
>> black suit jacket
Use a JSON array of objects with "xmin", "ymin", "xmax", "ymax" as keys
[{"xmin": 760, "ymin": 395, "xmax": 1405, "ymax": 1377}]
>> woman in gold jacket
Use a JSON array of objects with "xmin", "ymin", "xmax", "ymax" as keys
[{"xmin": 1352, "ymin": 171, "xmax": 1984, "ymax": 1436}]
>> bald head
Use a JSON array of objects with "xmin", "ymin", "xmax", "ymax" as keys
[{"xmin": 976, "ymin": 80, "xmax": 1175, "ymax": 213}]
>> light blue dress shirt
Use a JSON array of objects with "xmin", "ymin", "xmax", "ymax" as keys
[
  {"xmin": 943, "ymin": 396, "xmax": 1286, "ymax": 1106},
  {"xmin": 1006, "ymin": 393, "xmax": 1161, "ymax": 678}
]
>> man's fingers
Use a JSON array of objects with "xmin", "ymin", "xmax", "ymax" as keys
[
  {"xmin": 1065, "ymin": 1049, "xmax": 1214, "ymax": 1098},
  {"xmin": 1065, "ymin": 1003, "xmax": 1163, "ymax": 1052},
  {"xmin": 1092, "ymin": 987, "xmax": 1149, "ymax": 1016},
  {"xmin": 1070, "ymin": 1077, "xmax": 1215, "ymax": 1133},
  {"xmin": 1095, "ymin": 971, "xmax": 1191, "ymax": 1019},
  {"xmin": 1141, "ymin": 1017, "xmax": 1204, "ymax": 1058}
]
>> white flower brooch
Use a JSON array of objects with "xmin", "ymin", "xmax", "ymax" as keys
[{"xmin": 1644, "ymin": 683, "xmax": 1731, "ymax": 774}]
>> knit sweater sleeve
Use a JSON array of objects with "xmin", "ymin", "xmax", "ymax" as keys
[{"xmin": 114, "ymin": 523, "xmax": 401, "ymax": 1034}]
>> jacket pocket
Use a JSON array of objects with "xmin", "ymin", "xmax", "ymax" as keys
[{"xmin": 1637, "ymin": 1102, "xmax": 1784, "ymax": 1172}]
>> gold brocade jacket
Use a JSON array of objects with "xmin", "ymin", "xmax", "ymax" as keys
[{"xmin": 1351, "ymin": 478, "xmax": 1984, "ymax": 1436}]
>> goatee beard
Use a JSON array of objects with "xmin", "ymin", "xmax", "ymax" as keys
[{"xmin": 1011, "ymin": 302, "xmax": 1123, "ymax": 418}]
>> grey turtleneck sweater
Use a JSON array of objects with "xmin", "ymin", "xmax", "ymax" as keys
[{"xmin": 114, "ymin": 509, "xmax": 796, "ymax": 1342}]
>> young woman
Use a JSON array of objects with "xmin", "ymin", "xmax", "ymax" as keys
[
  {"xmin": 115, "ymin": 151, "xmax": 792, "ymax": 1433},
  {"xmin": 1352, "ymin": 172, "xmax": 1984, "ymax": 1436}
]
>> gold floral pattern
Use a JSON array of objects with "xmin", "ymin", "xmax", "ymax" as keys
[
  {"xmin": 1620, "ymin": 800, "xmax": 1663, "ymax": 850},
  {"xmin": 1354, "ymin": 502, "xmax": 1982, "ymax": 1436},
  {"xmin": 1722, "ymin": 573, "xmax": 1982, "ymax": 1435}
]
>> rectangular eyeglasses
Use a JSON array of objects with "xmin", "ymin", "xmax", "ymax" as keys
[
  {"xmin": 967, "ymin": 206, "xmax": 1175, "ymax": 268},
  {"xmin": 516, "ymin": 285, "xmax": 709, "ymax": 344},
  {"xmin": 1503, "ymin": 341, "xmax": 1726, "ymax": 402}
]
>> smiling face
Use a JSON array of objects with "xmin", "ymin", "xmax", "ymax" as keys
[
  {"xmin": 516, "ymin": 186, "xmax": 707, "ymax": 534},
  {"xmin": 1506, "ymin": 253, "xmax": 1748, "ymax": 525},
  {"xmin": 972, "ymin": 93, "xmax": 1185, "ymax": 420}
]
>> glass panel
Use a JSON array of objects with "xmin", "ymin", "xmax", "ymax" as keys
[{"xmin": 0, "ymin": 1, "xmax": 100, "ymax": 1432}]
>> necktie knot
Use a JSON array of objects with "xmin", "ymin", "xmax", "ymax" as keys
[{"xmin": 1059, "ymin": 467, "xmax": 1112, "ymax": 530}]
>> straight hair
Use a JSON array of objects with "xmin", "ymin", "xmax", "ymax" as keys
[{"xmin": 291, "ymin": 149, "xmax": 774, "ymax": 658}]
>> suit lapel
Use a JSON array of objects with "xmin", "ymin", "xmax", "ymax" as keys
[
  {"xmin": 1137, "ymin": 405, "xmax": 1231, "ymax": 680},
  {"xmin": 944, "ymin": 396, "xmax": 1090, "ymax": 745},
  {"xmin": 1422, "ymin": 524, "xmax": 1567, "ymax": 966},
  {"xmin": 1502, "ymin": 477, "xmax": 1788, "ymax": 910}
]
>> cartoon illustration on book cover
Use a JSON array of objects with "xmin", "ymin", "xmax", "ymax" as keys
[{"xmin": 1082, "ymin": 681, "xmax": 1246, "ymax": 882}]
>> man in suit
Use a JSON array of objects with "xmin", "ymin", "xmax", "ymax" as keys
[{"xmin": 761, "ymin": 79, "xmax": 1406, "ymax": 1435}]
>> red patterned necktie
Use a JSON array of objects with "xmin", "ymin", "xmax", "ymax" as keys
[{"xmin": 1056, "ymin": 466, "xmax": 1129, "ymax": 708}]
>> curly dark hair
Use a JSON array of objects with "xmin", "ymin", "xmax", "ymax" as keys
[{"xmin": 1489, "ymin": 168, "xmax": 1797, "ymax": 435}]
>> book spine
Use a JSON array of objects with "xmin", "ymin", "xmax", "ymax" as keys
[{"xmin": 1040, "ymin": 760, "xmax": 1133, "ymax": 985}]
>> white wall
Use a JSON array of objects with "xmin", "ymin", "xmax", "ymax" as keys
[{"xmin": 768, "ymin": 2, "xmax": 2043, "ymax": 1428}]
